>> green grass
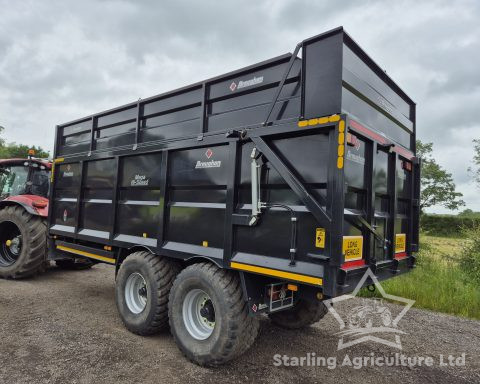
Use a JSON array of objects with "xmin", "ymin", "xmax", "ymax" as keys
[{"xmin": 360, "ymin": 235, "xmax": 480, "ymax": 320}]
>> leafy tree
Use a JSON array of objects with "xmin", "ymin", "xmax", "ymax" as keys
[
  {"xmin": 0, "ymin": 143, "xmax": 49, "ymax": 159},
  {"xmin": 0, "ymin": 126, "xmax": 49, "ymax": 159},
  {"xmin": 470, "ymin": 139, "xmax": 480, "ymax": 187},
  {"xmin": 417, "ymin": 140, "xmax": 464, "ymax": 212}
]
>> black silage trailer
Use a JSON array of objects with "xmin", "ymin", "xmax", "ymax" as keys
[{"xmin": 48, "ymin": 27, "xmax": 420, "ymax": 365}]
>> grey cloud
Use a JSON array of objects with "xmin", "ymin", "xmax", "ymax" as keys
[{"xmin": 0, "ymin": 0, "xmax": 479, "ymax": 211}]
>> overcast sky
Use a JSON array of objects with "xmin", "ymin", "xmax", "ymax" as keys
[{"xmin": 0, "ymin": 0, "xmax": 479, "ymax": 213}]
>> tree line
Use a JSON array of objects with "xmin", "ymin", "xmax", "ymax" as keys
[{"xmin": 0, "ymin": 126, "xmax": 49, "ymax": 159}]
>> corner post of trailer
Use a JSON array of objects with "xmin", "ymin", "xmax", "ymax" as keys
[
  {"xmin": 324, "ymin": 116, "xmax": 347, "ymax": 297},
  {"xmin": 223, "ymin": 140, "xmax": 240, "ymax": 268},
  {"xmin": 410, "ymin": 156, "xmax": 421, "ymax": 255},
  {"xmin": 47, "ymin": 125, "xmax": 60, "ymax": 233},
  {"xmin": 364, "ymin": 138, "xmax": 377, "ymax": 265},
  {"xmin": 73, "ymin": 160, "xmax": 85, "ymax": 239},
  {"xmin": 388, "ymin": 152, "xmax": 398, "ymax": 260}
]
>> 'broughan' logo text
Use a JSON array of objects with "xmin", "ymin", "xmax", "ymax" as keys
[{"xmin": 195, "ymin": 160, "xmax": 222, "ymax": 169}]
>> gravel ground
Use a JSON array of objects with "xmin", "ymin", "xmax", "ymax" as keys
[{"xmin": 0, "ymin": 264, "xmax": 478, "ymax": 384}]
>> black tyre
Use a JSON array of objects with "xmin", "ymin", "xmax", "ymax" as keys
[
  {"xmin": 0, "ymin": 206, "xmax": 46, "ymax": 279},
  {"xmin": 55, "ymin": 258, "xmax": 94, "ymax": 270},
  {"xmin": 268, "ymin": 299, "xmax": 328, "ymax": 329},
  {"xmin": 168, "ymin": 262, "xmax": 260, "ymax": 366},
  {"xmin": 115, "ymin": 251, "xmax": 180, "ymax": 335}
]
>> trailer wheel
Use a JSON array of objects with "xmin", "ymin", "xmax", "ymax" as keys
[
  {"xmin": 0, "ymin": 206, "xmax": 46, "ymax": 279},
  {"xmin": 168, "ymin": 262, "xmax": 259, "ymax": 366},
  {"xmin": 115, "ymin": 251, "xmax": 179, "ymax": 335},
  {"xmin": 268, "ymin": 299, "xmax": 328, "ymax": 329}
]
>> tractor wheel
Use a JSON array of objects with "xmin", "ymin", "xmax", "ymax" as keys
[
  {"xmin": 168, "ymin": 263, "xmax": 260, "ymax": 366},
  {"xmin": 0, "ymin": 206, "xmax": 47, "ymax": 279},
  {"xmin": 55, "ymin": 258, "xmax": 94, "ymax": 270},
  {"xmin": 268, "ymin": 299, "xmax": 328, "ymax": 329},
  {"xmin": 115, "ymin": 251, "xmax": 180, "ymax": 335}
]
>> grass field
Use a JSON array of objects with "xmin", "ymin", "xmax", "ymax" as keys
[{"xmin": 360, "ymin": 235, "xmax": 480, "ymax": 320}]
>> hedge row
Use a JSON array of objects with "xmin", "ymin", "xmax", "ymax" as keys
[{"xmin": 420, "ymin": 214, "xmax": 480, "ymax": 237}]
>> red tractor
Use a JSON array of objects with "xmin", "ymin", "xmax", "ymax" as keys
[
  {"xmin": 0, "ymin": 157, "xmax": 50, "ymax": 278},
  {"xmin": 0, "ymin": 156, "xmax": 91, "ymax": 278}
]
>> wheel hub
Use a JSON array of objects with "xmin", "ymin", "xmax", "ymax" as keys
[
  {"xmin": 8, "ymin": 236, "xmax": 21, "ymax": 256},
  {"xmin": 199, "ymin": 299, "xmax": 215, "ymax": 323},
  {"xmin": 138, "ymin": 286, "xmax": 147, "ymax": 298},
  {"xmin": 0, "ymin": 221, "xmax": 22, "ymax": 267},
  {"xmin": 182, "ymin": 289, "xmax": 216, "ymax": 340}
]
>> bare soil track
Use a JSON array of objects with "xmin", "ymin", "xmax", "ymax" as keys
[{"xmin": 0, "ymin": 265, "xmax": 478, "ymax": 384}]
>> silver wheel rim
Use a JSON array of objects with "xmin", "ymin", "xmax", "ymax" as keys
[
  {"xmin": 125, "ymin": 272, "xmax": 148, "ymax": 314},
  {"xmin": 182, "ymin": 289, "xmax": 215, "ymax": 340}
]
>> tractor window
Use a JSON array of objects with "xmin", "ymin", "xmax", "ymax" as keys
[
  {"xmin": 0, "ymin": 166, "xmax": 29, "ymax": 198},
  {"xmin": 30, "ymin": 168, "xmax": 50, "ymax": 198}
]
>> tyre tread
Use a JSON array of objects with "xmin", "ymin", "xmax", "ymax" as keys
[
  {"xmin": 169, "ymin": 262, "xmax": 260, "ymax": 366},
  {"xmin": 0, "ymin": 206, "xmax": 46, "ymax": 279}
]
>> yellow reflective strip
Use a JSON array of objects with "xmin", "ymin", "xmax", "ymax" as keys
[
  {"xmin": 318, "ymin": 117, "xmax": 329, "ymax": 124},
  {"xmin": 329, "ymin": 115, "xmax": 341, "ymax": 122},
  {"xmin": 230, "ymin": 262, "xmax": 323, "ymax": 286},
  {"xmin": 338, "ymin": 132, "xmax": 345, "ymax": 145},
  {"xmin": 337, "ymin": 157, "xmax": 344, "ymax": 169},
  {"xmin": 298, "ymin": 120, "xmax": 309, "ymax": 127},
  {"xmin": 54, "ymin": 158, "xmax": 65, "ymax": 163},
  {"xmin": 56, "ymin": 245, "xmax": 115, "ymax": 264},
  {"xmin": 308, "ymin": 118, "xmax": 319, "ymax": 126},
  {"xmin": 339, "ymin": 120, "xmax": 345, "ymax": 132},
  {"xmin": 50, "ymin": 163, "xmax": 55, "ymax": 183}
]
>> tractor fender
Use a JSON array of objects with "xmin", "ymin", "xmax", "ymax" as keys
[{"xmin": 0, "ymin": 198, "xmax": 45, "ymax": 217}]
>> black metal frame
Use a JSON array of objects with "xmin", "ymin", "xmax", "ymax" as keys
[{"xmin": 49, "ymin": 117, "xmax": 351, "ymax": 296}]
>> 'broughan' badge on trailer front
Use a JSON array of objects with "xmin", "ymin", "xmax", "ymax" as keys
[{"xmin": 195, "ymin": 148, "xmax": 222, "ymax": 169}]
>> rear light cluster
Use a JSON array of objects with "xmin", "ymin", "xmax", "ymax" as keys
[
  {"xmin": 402, "ymin": 161, "xmax": 412, "ymax": 171},
  {"xmin": 346, "ymin": 132, "xmax": 360, "ymax": 148},
  {"xmin": 267, "ymin": 283, "xmax": 297, "ymax": 300}
]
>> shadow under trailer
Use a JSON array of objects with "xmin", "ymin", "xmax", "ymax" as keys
[{"xmin": 0, "ymin": 27, "xmax": 420, "ymax": 366}]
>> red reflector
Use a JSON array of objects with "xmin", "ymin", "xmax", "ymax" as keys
[
  {"xmin": 395, "ymin": 252, "xmax": 408, "ymax": 260},
  {"xmin": 341, "ymin": 259, "xmax": 366, "ymax": 269}
]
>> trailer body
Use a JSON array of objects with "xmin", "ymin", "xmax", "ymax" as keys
[{"xmin": 48, "ymin": 27, "xmax": 419, "ymax": 308}]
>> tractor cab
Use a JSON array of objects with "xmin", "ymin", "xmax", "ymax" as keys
[{"xmin": 0, "ymin": 158, "xmax": 51, "ymax": 200}]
